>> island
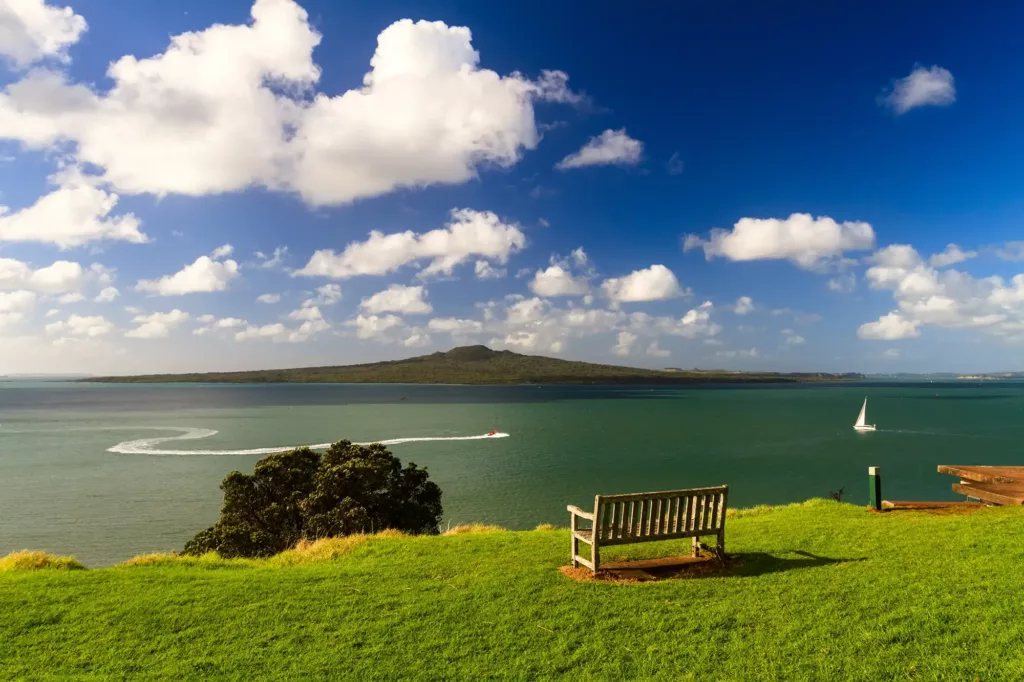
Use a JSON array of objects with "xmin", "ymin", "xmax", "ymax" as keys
[{"xmin": 81, "ymin": 345, "xmax": 864, "ymax": 385}]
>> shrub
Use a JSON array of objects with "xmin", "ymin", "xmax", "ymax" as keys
[
  {"xmin": 184, "ymin": 441, "xmax": 442, "ymax": 558},
  {"xmin": 0, "ymin": 550, "xmax": 85, "ymax": 571}
]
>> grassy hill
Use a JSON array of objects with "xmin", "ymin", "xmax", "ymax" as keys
[
  {"xmin": 83, "ymin": 345, "xmax": 863, "ymax": 385},
  {"xmin": 2, "ymin": 500, "xmax": 1023, "ymax": 679}
]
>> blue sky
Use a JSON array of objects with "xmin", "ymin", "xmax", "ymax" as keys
[{"xmin": 0, "ymin": 0, "xmax": 1022, "ymax": 375}]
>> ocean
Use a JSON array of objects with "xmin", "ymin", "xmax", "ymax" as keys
[{"xmin": 1, "ymin": 380, "xmax": 1022, "ymax": 566}]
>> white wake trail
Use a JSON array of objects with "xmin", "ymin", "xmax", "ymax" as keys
[{"xmin": 107, "ymin": 428, "xmax": 510, "ymax": 456}]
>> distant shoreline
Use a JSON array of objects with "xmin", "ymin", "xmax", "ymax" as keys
[
  {"xmin": 75, "ymin": 345, "xmax": 865, "ymax": 386},
  {"xmin": 78, "ymin": 375, "xmax": 850, "ymax": 386}
]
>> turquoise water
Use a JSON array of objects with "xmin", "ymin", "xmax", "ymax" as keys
[{"xmin": 2, "ymin": 381, "xmax": 1023, "ymax": 566}]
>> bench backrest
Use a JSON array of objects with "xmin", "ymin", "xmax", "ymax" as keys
[{"xmin": 593, "ymin": 485, "xmax": 728, "ymax": 546}]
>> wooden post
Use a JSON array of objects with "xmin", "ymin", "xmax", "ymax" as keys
[
  {"xmin": 591, "ymin": 495, "xmax": 601, "ymax": 574},
  {"xmin": 868, "ymin": 466, "xmax": 882, "ymax": 511}
]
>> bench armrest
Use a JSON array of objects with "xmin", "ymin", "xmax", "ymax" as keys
[{"xmin": 566, "ymin": 505, "xmax": 594, "ymax": 520}]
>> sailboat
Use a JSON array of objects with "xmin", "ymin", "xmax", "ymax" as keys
[{"xmin": 853, "ymin": 398, "xmax": 876, "ymax": 432}]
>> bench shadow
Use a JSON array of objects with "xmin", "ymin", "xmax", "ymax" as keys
[
  {"xmin": 559, "ymin": 550, "xmax": 866, "ymax": 583},
  {"xmin": 729, "ymin": 550, "xmax": 867, "ymax": 578}
]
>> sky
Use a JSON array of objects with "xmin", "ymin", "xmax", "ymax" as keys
[{"xmin": 1, "ymin": 0, "xmax": 1023, "ymax": 375}]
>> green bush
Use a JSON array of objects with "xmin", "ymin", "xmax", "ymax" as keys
[{"xmin": 184, "ymin": 441, "xmax": 442, "ymax": 558}]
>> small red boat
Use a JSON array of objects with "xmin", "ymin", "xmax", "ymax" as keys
[{"xmin": 486, "ymin": 430, "xmax": 498, "ymax": 436}]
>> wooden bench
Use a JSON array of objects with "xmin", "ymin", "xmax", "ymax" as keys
[{"xmin": 567, "ymin": 485, "xmax": 728, "ymax": 573}]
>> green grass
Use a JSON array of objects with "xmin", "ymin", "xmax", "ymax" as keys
[{"xmin": 3, "ymin": 500, "xmax": 1023, "ymax": 680}]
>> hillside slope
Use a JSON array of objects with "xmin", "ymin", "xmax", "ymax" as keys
[
  {"xmin": 84, "ymin": 345, "xmax": 862, "ymax": 384},
  {"xmin": 1, "ymin": 501, "xmax": 1022, "ymax": 679}
]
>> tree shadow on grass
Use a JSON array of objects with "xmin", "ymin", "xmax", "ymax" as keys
[{"xmin": 560, "ymin": 550, "xmax": 866, "ymax": 583}]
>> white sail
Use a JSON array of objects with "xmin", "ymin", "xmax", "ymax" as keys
[{"xmin": 855, "ymin": 398, "xmax": 868, "ymax": 428}]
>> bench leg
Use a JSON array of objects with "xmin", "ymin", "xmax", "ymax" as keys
[
  {"xmin": 692, "ymin": 536, "xmax": 700, "ymax": 558},
  {"xmin": 717, "ymin": 530, "xmax": 725, "ymax": 558},
  {"xmin": 591, "ymin": 542, "xmax": 599, "ymax": 574},
  {"xmin": 570, "ymin": 514, "xmax": 580, "ymax": 568}
]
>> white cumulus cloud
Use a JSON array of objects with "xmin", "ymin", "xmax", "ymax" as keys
[
  {"xmin": 612, "ymin": 330, "xmax": 637, "ymax": 356},
  {"xmin": 194, "ymin": 316, "xmax": 247, "ymax": 336},
  {"xmin": 733, "ymin": 296, "xmax": 754, "ymax": 315},
  {"xmin": 929, "ymin": 243, "xmax": 976, "ymax": 268},
  {"xmin": 94, "ymin": 286, "xmax": 119, "ymax": 302},
  {"xmin": 0, "ymin": 180, "xmax": 145, "ymax": 248},
  {"xmin": 288, "ymin": 305, "xmax": 323, "ymax": 322},
  {"xmin": 859, "ymin": 243, "xmax": 1024, "ymax": 341},
  {"xmin": 360, "ymin": 284, "xmax": 432, "ymax": 315},
  {"xmin": 474, "ymin": 260, "xmax": 505, "ymax": 280},
  {"xmin": 883, "ymin": 65, "xmax": 956, "ymax": 114},
  {"xmin": 0, "ymin": 257, "xmax": 82, "ymax": 293},
  {"xmin": 308, "ymin": 283, "xmax": 342, "ymax": 306},
  {"xmin": 137, "ymin": 255, "xmax": 239, "ymax": 295},
  {"xmin": 235, "ymin": 322, "xmax": 288, "ymax": 342},
  {"xmin": 297, "ymin": 208, "xmax": 525, "ymax": 279},
  {"xmin": 347, "ymin": 313, "xmax": 404, "ymax": 340},
  {"xmin": 858, "ymin": 311, "xmax": 921, "ymax": 340},
  {"xmin": 684, "ymin": 213, "xmax": 875, "ymax": 271},
  {"xmin": 45, "ymin": 313, "xmax": 113, "ymax": 337},
  {"xmin": 256, "ymin": 293, "xmax": 280, "ymax": 304},
  {"xmin": 254, "ymin": 246, "xmax": 288, "ymax": 269},
  {"xmin": 601, "ymin": 264, "xmax": 685, "ymax": 303},
  {"xmin": 0, "ymin": 289, "xmax": 36, "ymax": 313},
  {"xmin": 556, "ymin": 128, "xmax": 643, "ymax": 170},
  {"xmin": 210, "ymin": 244, "xmax": 233, "ymax": 260},
  {"xmin": 427, "ymin": 317, "xmax": 483, "ymax": 334},
  {"xmin": 529, "ymin": 265, "xmax": 589, "ymax": 297},
  {"xmin": 125, "ymin": 309, "xmax": 189, "ymax": 339},
  {"xmin": 0, "ymin": 3, "xmax": 581, "ymax": 205},
  {"xmin": 0, "ymin": 0, "xmax": 86, "ymax": 68}
]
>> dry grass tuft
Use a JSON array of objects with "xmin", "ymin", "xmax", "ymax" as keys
[
  {"xmin": 119, "ymin": 531, "xmax": 409, "ymax": 569},
  {"xmin": 534, "ymin": 523, "xmax": 556, "ymax": 531},
  {"xmin": 117, "ymin": 551, "xmax": 247, "ymax": 568},
  {"xmin": 272, "ymin": 536, "xmax": 371, "ymax": 566},
  {"xmin": 373, "ymin": 528, "xmax": 408, "ymax": 540},
  {"xmin": 444, "ymin": 523, "xmax": 507, "ymax": 535},
  {"xmin": 271, "ymin": 530, "xmax": 408, "ymax": 567},
  {"xmin": 0, "ymin": 550, "xmax": 85, "ymax": 572}
]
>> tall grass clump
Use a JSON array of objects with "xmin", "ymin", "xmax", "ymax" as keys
[
  {"xmin": 444, "ymin": 523, "xmax": 507, "ymax": 535},
  {"xmin": 117, "ymin": 552, "xmax": 254, "ymax": 569},
  {"xmin": 0, "ymin": 550, "xmax": 85, "ymax": 572}
]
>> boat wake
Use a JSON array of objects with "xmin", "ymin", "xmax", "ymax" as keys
[{"xmin": 107, "ymin": 428, "xmax": 510, "ymax": 456}]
